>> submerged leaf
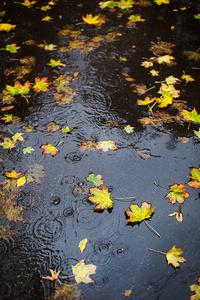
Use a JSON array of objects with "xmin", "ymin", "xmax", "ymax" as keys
[
  {"xmin": 190, "ymin": 277, "xmax": 200, "ymax": 300},
  {"xmin": 5, "ymin": 43, "xmax": 20, "ymax": 53},
  {"xmin": 33, "ymin": 77, "xmax": 52, "ymax": 92}
]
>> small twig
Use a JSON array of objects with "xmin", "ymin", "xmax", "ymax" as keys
[
  {"xmin": 145, "ymin": 86, "xmax": 155, "ymax": 92},
  {"xmin": 21, "ymin": 94, "xmax": 29, "ymax": 103},
  {"xmin": 144, "ymin": 220, "xmax": 162, "ymax": 238},
  {"xmin": 154, "ymin": 181, "xmax": 169, "ymax": 191},
  {"xmin": 149, "ymin": 248, "xmax": 166, "ymax": 255}
]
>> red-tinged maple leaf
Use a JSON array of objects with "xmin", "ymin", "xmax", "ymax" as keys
[
  {"xmin": 88, "ymin": 186, "xmax": 114, "ymax": 210},
  {"xmin": 165, "ymin": 183, "xmax": 189, "ymax": 204},
  {"xmin": 158, "ymin": 83, "xmax": 180, "ymax": 98},
  {"xmin": 41, "ymin": 143, "xmax": 59, "ymax": 156},
  {"xmin": 96, "ymin": 140, "xmax": 117, "ymax": 152},
  {"xmin": 33, "ymin": 77, "xmax": 52, "ymax": 92},
  {"xmin": 180, "ymin": 108, "xmax": 200, "ymax": 123},
  {"xmin": 0, "ymin": 23, "xmax": 16, "ymax": 32},
  {"xmin": 188, "ymin": 167, "xmax": 200, "ymax": 189},
  {"xmin": 1, "ymin": 114, "xmax": 13, "ymax": 123},
  {"xmin": 132, "ymin": 83, "xmax": 147, "ymax": 95}
]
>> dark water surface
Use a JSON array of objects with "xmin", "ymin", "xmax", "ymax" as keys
[{"xmin": 0, "ymin": 0, "xmax": 200, "ymax": 299}]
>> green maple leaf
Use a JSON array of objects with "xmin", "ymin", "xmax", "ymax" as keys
[
  {"xmin": 16, "ymin": 0, "xmax": 38, "ymax": 8},
  {"xmin": 1, "ymin": 114, "xmax": 13, "ymax": 123},
  {"xmin": 181, "ymin": 71, "xmax": 195, "ymax": 83},
  {"xmin": 86, "ymin": 173, "xmax": 104, "ymax": 186},
  {"xmin": 166, "ymin": 245, "xmax": 186, "ymax": 268},
  {"xmin": 99, "ymin": 1, "xmax": 117, "ymax": 9},
  {"xmin": 0, "ymin": 23, "xmax": 16, "ymax": 32},
  {"xmin": 41, "ymin": 143, "xmax": 59, "ymax": 156},
  {"xmin": 88, "ymin": 186, "xmax": 114, "ymax": 210},
  {"xmin": 156, "ymin": 55, "xmax": 175, "ymax": 65},
  {"xmin": 188, "ymin": 167, "xmax": 200, "ymax": 189},
  {"xmin": 190, "ymin": 277, "xmax": 200, "ymax": 300},
  {"xmin": 125, "ymin": 201, "xmax": 155, "ymax": 223},
  {"xmin": 96, "ymin": 140, "xmax": 117, "ymax": 152},
  {"xmin": 12, "ymin": 132, "xmax": 24, "ymax": 142},
  {"xmin": 6, "ymin": 81, "xmax": 30, "ymax": 95},
  {"xmin": 41, "ymin": 15, "xmax": 52, "ymax": 22},
  {"xmin": 165, "ymin": 183, "xmax": 189, "ymax": 204},
  {"xmin": 48, "ymin": 59, "xmax": 65, "ymax": 67},
  {"xmin": 41, "ymin": 5, "xmax": 51, "ymax": 11},
  {"xmin": 5, "ymin": 43, "xmax": 20, "ymax": 53},
  {"xmin": 137, "ymin": 96, "xmax": 156, "ymax": 106},
  {"xmin": 117, "ymin": 0, "xmax": 134, "ymax": 9},
  {"xmin": 22, "ymin": 147, "xmax": 35, "ymax": 154},
  {"xmin": 124, "ymin": 125, "xmax": 134, "ymax": 133},
  {"xmin": 72, "ymin": 260, "xmax": 97, "ymax": 284},
  {"xmin": 181, "ymin": 108, "xmax": 200, "ymax": 123}
]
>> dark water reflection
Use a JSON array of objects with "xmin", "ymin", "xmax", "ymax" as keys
[{"xmin": 0, "ymin": 0, "xmax": 200, "ymax": 299}]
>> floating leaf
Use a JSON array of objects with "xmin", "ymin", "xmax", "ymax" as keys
[
  {"xmin": 150, "ymin": 41, "xmax": 175, "ymax": 55},
  {"xmin": 127, "ymin": 14, "xmax": 145, "ymax": 26},
  {"xmin": 5, "ymin": 43, "xmax": 20, "ymax": 53},
  {"xmin": 12, "ymin": 132, "xmax": 24, "ymax": 142},
  {"xmin": 125, "ymin": 201, "xmax": 155, "ymax": 223},
  {"xmin": 22, "ymin": 147, "xmax": 35, "ymax": 154},
  {"xmin": 188, "ymin": 167, "xmax": 200, "ymax": 189},
  {"xmin": 61, "ymin": 126, "xmax": 73, "ymax": 134},
  {"xmin": 99, "ymin": 1, "xmax": 117, "ymax": 9},
  {"xmin": 33, "ymin": 77, "xmax": 52, "ymax": 92},
  {"xmin": 96, "ymin": 140, "xmax": 117, "ymax": 152},
  {"xmin": 41, "ymin": 143, "xmax": 59, "ymax": 156},
  {"xmin": 0, "ymin": 225, "xmax": 15, "ymax": 240},
  {"xmin": 165, "ymin": 183, "xmax": 189, "ymax": 204},
  {"xmin": 43, "ymin": 269, "xmax": 60, "ymax": 281},
  {"xmin": 156, "ymin": 55, "xmax": 175, "ymax": 65},
  {"xmin": 17, "ymin": 176, "xmax": 26, "ymax": 187},
  {"xmin": 117, "ymin": 0, "xmax": 134, "ymax": 9},
  {"xmin": 52, "ymin": 284, "xmax": 82, "ymax": 300},
  {"xmin": 72, "ymin": 260, "xmax": 97, "ymax": 284},
  {"xmin": 5, "ymin": 169, "xmax": 22, "ymax": 179},
  {"xmin": 154, "ymin": 0, "xmax": 170, "ymax": 5},
  {"xmin": 181, "ymin": 108, "xmax": 200, "ymax": 123},
  {"xmin": 120, "ymin": 56, "xmax": 127, "ymax": 61},
  {"xmin": 38, "ymin": 43, "xmax": 56, "ymax": 51},
  {"xmin": 158, "ymin": 83, "xmax": 180, "ymax": 98},
  {"xmin": 86, "ymin": 174, "xmax": 104, "ymax": 186},
  {"xmin": 141, "ymin": 60, "xmax": 153, "ymax": 68},
  {"xmin": 124, "ymin": 290, "xmax": 132, "ymax": 296},
  {"xmin": 48, "ymin": 59, "xmax": 65, "ymax": 67},
  {"xmin": 0, "ymin": 23, "xmax": 16, "ymax": 32},
  {"xmin": 166, "ymin": 245, "xmax": 186, "ymax": 268},
  {"xmin": 194, "ymin": 129, "xmax": 200, "ymax": 139},
  {"xmin": 88, "ymin": 186, "xmax": 114, "ymax": 210},
  {"xmin": 6, "ymin": 80, "xmax": 30, "ymax": 95},
  {"xmin": 41, "ymin": 5, "xmax": 51, "ymax": 11},
  {"xmin": 190, "ymin": 277, "xmax": 200, "ymax": 300},
  {"xmin": 41, "ymin": 15, "xmax": 52, "ymax": 21},
  {"xmin": 137, "ymin": 96, "xmax": 156, "ymax": 106},
  {"xmin": 15, "ymin": 0, "xmax": 38, "ymax": 8},
  {"xmin": 0, "ymin": 137, "xmax": 16, "ymax": 149},
  {"xmin": 82, "ymin": 14, "xmax": 105, "ymax": 26},
  {"xmin": 168, "ymin": 211, "xmax": 183, "ymax": 222},
  {"xmin": 79, "ymin": 238, "xmax": 88, "ymax": 253},
  {"xmin": 181, "ymin": 71, "xmax": 195, "ymax": 83},
  {"xmin": 1, "ymin": 114, "xmax": 13, "ymax": 123},
  {"xmin": 124, "ymin": 125, "xmax": 134, "ymax": 133}
]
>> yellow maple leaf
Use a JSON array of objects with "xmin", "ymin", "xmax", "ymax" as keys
[
  {"xmin": 96, "ymin": 140, "xmax": 117, "ymax": 152},
  {"xmin": 88, "ymin": 186, "xmax": 114, "ymax": 210},
  {"xmin": 82, "ymin": 14, "xmax": 105, "ymax": 26},
  {"xmin": 5, "ymin": 169, "xmax": 22, "ymax": 179},
  {"xmin": 166, "ymin": 245, "xmax": 186, "ymax": 268},
  {"xmin": 72, "ymin": 260, "xmax": 97, "ymax": 283}
]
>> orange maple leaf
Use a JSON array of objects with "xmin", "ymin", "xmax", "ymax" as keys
[{"xmin": 41, "ymin": 143, "xmax": 59, "ymax": 156}]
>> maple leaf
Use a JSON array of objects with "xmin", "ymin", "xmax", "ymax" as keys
[
  {"xmin": 41, "ymin": 5, "xmax": 51, "ymax": 11},
  {"xmin": 150, "ymin": 41, "xmax": 175, "ymax": 55},
  {"xmin": 33, "ymin": 77, "xmax": 52, "ymax": 92},
  {"xmin": 5, "ymin": 44, "xmax": 20, "ymax": 53},
  {"xmin": 156, "ymin": 93, "xmax": 173, "ymax": 108},
  {"xmin": 72, "ymin": 260, "xmax": 97, "ymax": 283},
  {"xmin": 99, "ymin": 1, "xmax": 117, "ymax": 9},
  {"xmin": 127, "ymin": 14, "xmax": 145, "ymax": 26},
  {"xmin": 181, "ymin": 71, "xmax": 195, "ymax": 83},
  {"xmin": 0, "ymin": 23, "xmax": 16, "ymax": 32},
  {"xmin": 183, "ymin": 50, "xmax": 200, "ymax": 61},
  {"xmin": 96, "ymin": 140, "xmax": 117, "ymax": 152},
  {"xmin": 5, "ymin": 169, "xmax": 22, "ymax": 179},
  {"xmin": 15, "ymin": 0, "xmax": 38, "ymax": 8},
  {"xmin": 0, "ymin": 225, "xmax": 15, "ymax": 240},
  {"xmin": 1, "ymin": 114, "xmax": 13, "ymax": 123},
  {"xmin": 48, "ymin": 59, "xmax": 65, "ymax": 67},
  {"xmin": 45, "ymin": 122, "xmax": 59, "ymax": 133},
  {"xmin": 41, "ymin": 143, "xmax": 59, "ymax": 156},
  {"xmin": 137, "ymin": 96, "xmax": 156, "ymax": 106},
  {"xmin": 86, "ymin": 173, "xmax": 104, "ymax": 186},
  {"xmin": 141, "ymin": 60, "xmax": 153, "ymax": 68},
  {"xmin": 156, "ymin": 55, "xmax": 175, "ymax": 65},
  {"xmin": 6, "ymin": 81, "xmax": 30, "ymax": 95},
  {"xmin": 180, "ymin": 108, "xmax": 200, "ymax": 123},
  {"xmin": 117, "ymin": 0, "xmax": 134, "ymax": 9},
  {"xmin": 22, "ymin": 147, "xmax": 34, "ymax": 154},
  {"xmin": 80, "ymin": 138, "xmax": 97, "ymax": 152},
  {"xmin": 190, "ymin": 277, "xmax": 200, "ymax": 300},
  {"xmin": 38, "ymin": 43, "xmax": 56, "ymax": 51},
  {"xmin": 150, "ymin": 69, "xmax": 159, "ymax": 76},
  {"xmin": 154, "ymin": 0, "xmax": 170, "ymax": 5},
  {"xmin": 61, "ymin": 126, "xmax": 73, "ymax": 135},
  {"xmin": 0, "ymin": 137, "xmax": 16, "ymax": 149},
  {"xmin": 165, "ymin": 75, "xmax": 180, "ymax": 85},
  {"xmin": 88, "ymin": 186, "xmax": 114, "ymax": 210},
  {"xmin": 166, "ymin": 245, "xmax": 186, "ymax": 268},
  {"xmin": 41, "ymin": 15, "xmax": 52, "ymax": 22},
  {"xmin": 188, "ymin": 167, "xmax": 200, "ymax": 189},
  {"xmin": 165, "ymin": 183, "xmax": 189, "ymax": 204},
  {"xmin": 125, "ymin": 201, "xmax": 155, "ymax": 223},
  {"xmin": 12, "ymin": 132, "xmax": 24, "ymax": 142},
  {"xmin": 26, "ymin": 163, "xmax": 45, "ymax": 184},
  {"xmin": 43, "ymin": 269, "xmax": 60, "ymax": 281},
  {"xmin": 82, "ymin": 14, "xmax": 105, "ymax": 26},
  {"xmin": 158, "ymin": 83, "xmax": 180, "ymax": 98},
  {"xmin": 124, "ymin": 125, "xmax": 134, "ymax": 133},
  {"xmin": 79, "ymin": 238, "xmax": 88, "ymax": 253},
  {"xmin": 132, "ymin": 83, "xmax": 147, "ymax": 95}
]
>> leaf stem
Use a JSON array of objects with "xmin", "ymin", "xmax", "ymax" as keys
[
  {"xmin": 112, "ymin": 196, "xmax": 136, "ymax": 199},
  {"xmin": 154, "ymin": 181, "xmax": 169, "ymax": 191},
  {"xmin": 21, "ymin": 94, "xmax": 29, "ymax": 103},
  {"xmin": 149, "ymin": 248, "xmax": 166, "ymax": 255},
  {"xmin": 144, "ymin": 220, "xmax": 162, "ymax": 238}
]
